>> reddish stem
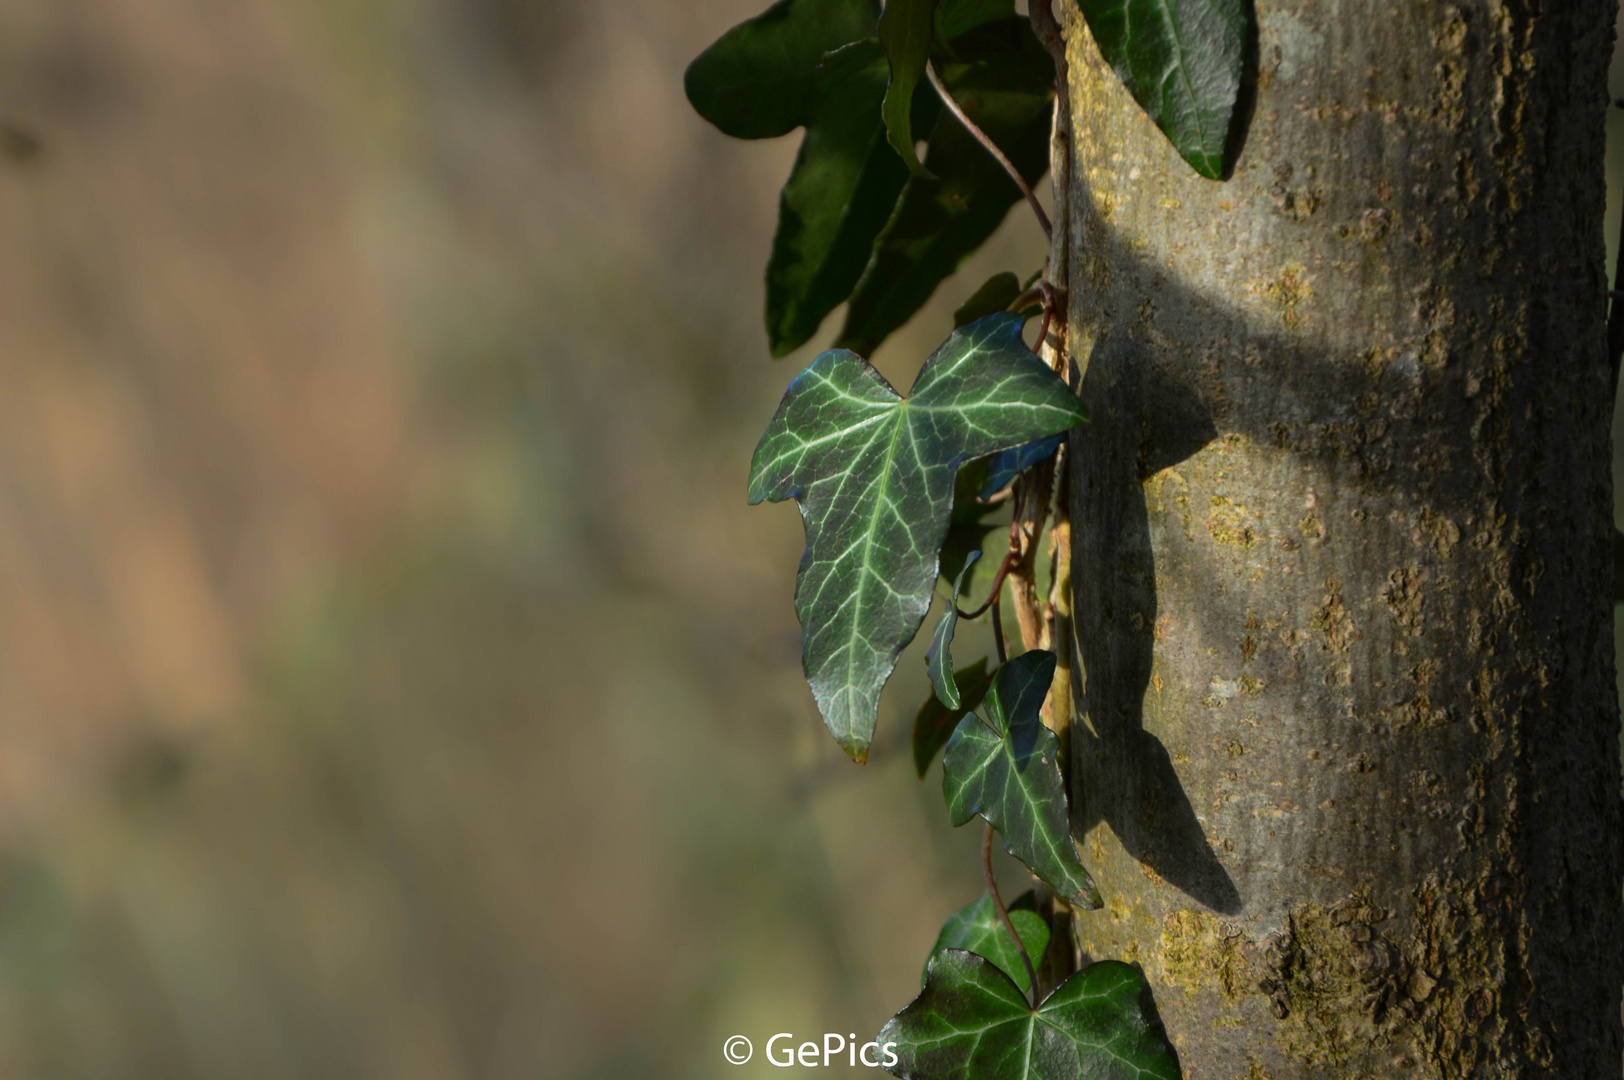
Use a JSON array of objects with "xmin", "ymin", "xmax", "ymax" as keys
[
  {"xmin": 926, "ymin": 62, "xmax": 1051, "ymax": 242},
  {"xmin": 1034, "ymin": 305, "xmax": 1054, "ymax": 357},
  {"xmin": 984, "ymin": 822, "xmax": 1038, "ymax": 1007},
  {"xmin": 991, "ymin": 596, "xmax": 1007, "ymax": 666}
]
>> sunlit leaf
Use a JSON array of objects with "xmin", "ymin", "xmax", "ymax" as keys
[
  {"xmin": 838, "ymin": 20, "xmax": 1053, "ymax": 357},
  {"xmin": 880, "ymin": 951, "xmax": 1181, "ymax": 1080},
  {"xmin": 748, "ymin": 314, "xmax": 1086, "ymax": 760},
  {"xmin": 1075, "ymin": 0, "xmax": 1247, "ymax": 179},
  {"xmin": 924, "ymin": 890, "xmax": 1049, "ymax": 996},
  {"xmin": 912, "ymin": 658, "xmax": 993, "ymax": 777},
  {"xmin": 685, "ymin": 0, "xmax": 879, "ymax": 140},
  {"xmin": 978, "ymin": 433, "xmax": 1062, "ymax": 498},
  {"xmin": 943, "ymin": 649, "xmax": 1100, "ymax": 905},
  {"xmin": 953, "ymin": 270, "xmax": 1022, "ymax": 328},
  {"xmin": 925, "ymin": 549, "xmax": 979, "ymax": 708}
]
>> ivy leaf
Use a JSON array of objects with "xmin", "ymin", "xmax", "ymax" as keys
[
  {"xmin": 925, "ymin": 890, "xmax": 1050, "ymax": 996},
  {"xmin": 978, "ymin": 433, "xmax": 1062, "ymax": 499},
  {"xmin": 838, "ymin": 20, "xmax": 1054, "ymax": 357},
  {"xmin": 952, "ymin": 270, "xmax": 1022, "ymax": 328},
  {"xmin": 880, "ymin": 951, "xmax": 1182, "ymax": 1080},
  {"xmin": 925, "ymin": 549, "xmax": 979, "ymax": 708},
  {"xmin": 878, "ymin": 0, "xmax": 942, "ymax": 176},
  {"xmin": 684, "ymin": 0, "xmax": 880, "ymax": 140},
  {"xmin": 1074, "ymin": 0, "xmax": 1246, "ymax": 179},
  {"xmin": 934, "ymin": 0, "xmax": 1015, "ymax": 46},
  {"xmin": 748, "ymin": 314, "xmax": 1087, "ymax": 761},
  {"xmin": 912, "ymin": 658, "xmax": 993, "ymax": 777},
  {"xmin": 943, "ymin": 649, "xmax": 1100, "ymax": 905},
  {"xmin": 766, "ymin": 40, "xmax": 919, "ymax": 356}
]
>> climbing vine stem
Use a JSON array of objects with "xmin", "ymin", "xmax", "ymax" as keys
[
  {"xmin": 984, "ymin": 821, "xmax": 1038, "ymax": 1008},
  {"xmin": 925, "ymin": 59, "xmax": 1052, "ymax": 242}
]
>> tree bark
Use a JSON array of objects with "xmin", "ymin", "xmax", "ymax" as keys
[{"xmin": 1058, "ymin": 2, "xmax": 1624, "ymax": 1077}]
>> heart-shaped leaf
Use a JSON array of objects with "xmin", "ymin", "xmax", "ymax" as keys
[
  {"xmin": 838, "ymin": 20, "xmax": 1054, "ymax": 357},
  {"xmin": 979, "ymin": 433, "xmax": 1062, "ymax": 498},
  {"xmin": 878, "ymin": 0, "xmax": 942, "ymax": 175},
  {"xmin": 943, "ymin": 649, "xmax": 1100, "ymax": 905},
  {"xmin": 748, "ymin": 314, "xmax": 1087, "ymax": 761},
  {"xmin": 1074, "ymin": 0, "xmax": 1247, "ymax": 179},
  {"xmin": 685, "ymin": 0, "xmax": 880, "ymax": 140},
  {"xmin": 925, "ymin": 890, "xmax": 1050, "ymax": 996},
  {"xmin": 880, "ymin": 951, "xmax": 1181, "ymax": 1080},
  {"xmin": 766, "ymin": 40, "xmax": 921, "ymax": 356},
  {"xmin": 925, "ymin": 549, "xmax": 979, "ymax": 708},
  {"xmin": 912, "ymin": 658, "xmax": 993, "ymax": 777}
]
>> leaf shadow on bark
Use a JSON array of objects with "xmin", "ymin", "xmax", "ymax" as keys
[
  {"xmin": 1057, "ymin": 194, "xmax": 1503, "ymax": 922},
  {"xmin": 1066, "ymin": 351, "xmax": 1243, "ymax": 915}
]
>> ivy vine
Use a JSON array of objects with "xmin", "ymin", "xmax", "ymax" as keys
[{"xmin": 687, "ymin": 0, "xmax": 1248, "ymax": 1075}]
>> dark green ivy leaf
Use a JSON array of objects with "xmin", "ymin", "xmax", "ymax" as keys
[
  {"xmin": 925, "ymin": 550, "xmax": 979, "ymax": 709},
  {"xmin": 766, "ymin": 40, "xmax": 917, "ymax": 356},
  {"xmin": 838, "ymin": 20, "xmax": 1054, "ymax": 357},
  {"xmin": 943, "ymin": 649, "xmax": 1100, "ymax": 905},
  {"xmin": 952, "ymin": 270, "xmax": 1022, "ymax": 328},
  {"xmin": 1074, "ymin": 0, "xmax": 1247, "ymax": 179},
  {"xmin": 925, "ymin": 890, "xmax": 1049, "ymax": 996},
  {"xmin": 748, "ymin": 314, "xmax": 1086, "ymax": 761},
  {"xmin": 880, "ymin": 951, "xmax": 1182, "ymax": 1080},
  {"xmin": 978, "ymin": 433, "xmax": 1062, "ymax": 499},
  {"xmin": 912, "ymin": 657, "xmax": 993, "ymax": 777},
  {"xmin": 684, "ymin": 0, "xmax": 879, "ymax": 140},
  {"xmin": 933, "ymin": 0, "xmax": 1015, "ymax": 47},
  {"xmin": 878, "ymin": 0, "xmax": 942, "ymax": 176}
]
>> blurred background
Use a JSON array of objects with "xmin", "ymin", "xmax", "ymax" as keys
[
  {"xmin": 0, "ymin": 0, "xmax": 1052, "ymax": 1077},
  {"xmin": 0, "ymin": 2, "xmax": 1618, "ymax": 1078}
]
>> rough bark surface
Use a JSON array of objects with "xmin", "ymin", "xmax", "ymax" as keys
[{"xmin": 1059, "ymin": 1, "xmax": 1623, "ymax": 1077}]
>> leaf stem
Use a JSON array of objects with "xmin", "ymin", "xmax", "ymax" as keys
[
  {"xmin": 1034, "ymin": 304, "xmax": 1054, "ymax": 357},
  {"xmin": 984, "ymin": 821, "xmax": 1038, "ymax": 1008},
  {"xmin": 957, "ymin": 518, "xmax": 1024, "ymax": 621},
  {"xmin": 926, "ymin": 60, "xmax": 1052, "ymax": 242},
  {"xmin": 991, "ymin": 596, "xmax": 1007, "ymax": 666},
  {"xmin": 958, "ymin": 554, "xmax": 1012, "ymax": 620}
]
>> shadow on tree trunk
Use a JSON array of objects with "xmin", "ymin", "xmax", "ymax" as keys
[{"xmin": 1068, "ymin": 347, "xmax": 1241, "ymax": 915}]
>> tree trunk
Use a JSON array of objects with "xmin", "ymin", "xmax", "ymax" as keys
[{"xmin": 1057, "ymin": 2, "xmax": 1624, "ymax": 1077}]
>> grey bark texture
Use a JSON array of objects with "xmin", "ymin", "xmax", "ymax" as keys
[{"xmin": 1058, "ymin": 1, "xmax": 1624, "ymax": 1077}]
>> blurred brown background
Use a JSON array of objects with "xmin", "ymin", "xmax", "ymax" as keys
[
  {"xmin": 0, "ymin": 2, "xmax": 1618, "ymax": 1078},
  {"xmin": 0, "ymin": 0, "xmax": 1052, "ymax": 1077}
]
